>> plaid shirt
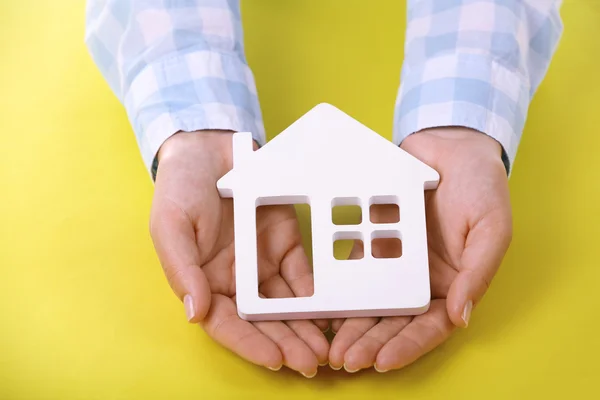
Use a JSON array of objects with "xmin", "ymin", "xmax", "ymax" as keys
[{"xmin": 85, "ymin": 0, "xmax": 563, "ymax": 178}]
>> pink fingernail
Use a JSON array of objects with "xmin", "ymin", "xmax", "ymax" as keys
[
  {"xmin": 301, "ymin": 370, "xmax": 317, "ymax": 378},
  {"xmin": 462, "ymin": 300, "xmax": 473, "ymax": 327},
  {"xmin": 329, "ymin": 363, "xmax": 342, "ymax": 371},
  {"xmin": 184, "ymin": 294, "xmax": 195, "ymax": 321},
  {"xmin": 343, "ymin": 364, "xmax": 359, "ymax": 373},
  {"xmin": 374, "ymin": 364, "xmax": 388, "ymax": 373}
]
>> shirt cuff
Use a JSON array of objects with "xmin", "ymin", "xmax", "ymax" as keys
[
  {"xmin": 393, "ymin": 53, "xmax": 531, "ymax": 175},
  {"xmin": 123, "ymin": 49, "xmax": 266, "ymax": 180}
]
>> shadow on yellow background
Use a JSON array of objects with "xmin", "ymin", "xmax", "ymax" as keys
[{"xmin": 1, "ymin": 1, "xmax": 599, "ymax": 399}]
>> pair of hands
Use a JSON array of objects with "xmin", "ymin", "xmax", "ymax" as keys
[{"xmin": 149, "ymin": 127, "xmax": 512, "ymax": 377}]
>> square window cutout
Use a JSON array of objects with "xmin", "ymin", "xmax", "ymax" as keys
[
  {"xmin": 332, "ymin": 197, "xmax": 362, "ymax": 225},
  {"xmin": 333, "ymin": 231, "xmax": 363, "ymax": 260},
  {"xmin": 369, "ymin": 195, "xmax": 400, "ymax": 224},
  {"xmin": 371, "ymin": 230, "xmax": 403, "ymax": 259}
]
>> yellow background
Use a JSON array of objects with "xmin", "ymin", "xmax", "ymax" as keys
[{"xmin": 1, "ymin": 1, "xmax": 599, "ymax": 399}]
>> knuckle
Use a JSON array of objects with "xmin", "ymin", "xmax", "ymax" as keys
[
  {"xmin": 403, "ymin": 333, "xmax": 426, "ymax": 355},
  {"xmin": 276, "ymin": 333, "xmax": 299, "ymax": 353},
  {"xmin": 163, "ymin": 265, "xmax": 187, "ymax": 289}
]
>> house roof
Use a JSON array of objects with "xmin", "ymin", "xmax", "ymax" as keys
[{"xmin": 217, "ymin": 103, "xmax": 439, "ymax": 194}]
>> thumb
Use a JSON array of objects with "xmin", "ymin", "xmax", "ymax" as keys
[
  {"xmin": 150, "ymin": 197, "xmax": 211, "ymax": 324},
  {"xmin": 446, "ymin": 213, "xmax": 512, "ymax": 328}
]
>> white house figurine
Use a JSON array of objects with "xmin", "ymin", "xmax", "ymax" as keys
[{"xmin": 217, "ymin": 103, "xmax": 439, "ymax": 321}]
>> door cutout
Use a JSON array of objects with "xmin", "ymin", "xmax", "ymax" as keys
[{"xmin": 255, "ymin": 201, "xmax": 314, "ymax": 298}]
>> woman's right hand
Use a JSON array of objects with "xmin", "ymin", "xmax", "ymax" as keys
[{"xmin": 149, "ymin": 131, "xmax": 329, "ymax": 378}]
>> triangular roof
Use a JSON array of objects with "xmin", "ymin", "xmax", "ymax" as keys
[{"xmin": 218, "ymin": 103, "xmax": 439, "ymax": 193}]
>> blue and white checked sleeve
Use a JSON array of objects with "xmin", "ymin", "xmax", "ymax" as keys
[
  {"xmin": 84, "ymin": 0, "xmax": 265, "ymax": 179},
  {"xmin": 85, "ymin": 1, "xmax": 563, "ymax": 178},
  {"xmin": 393, "ymin": 0, "xmax": 563, "ymax": 174}
]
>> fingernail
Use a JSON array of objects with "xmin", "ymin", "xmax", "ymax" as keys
[
  {"xmin": 343, "ymin": 364, "xmax": 359, "ymax": 373},
  {"xmin": 267, "ymin": 365, "xmax": 282, "ymax": 371},
  {"xmin": 374, "ymin": 364, "xmax": 388, "ymax": 373},
  {"xmin": 462, "ymin": 300, "xmax": 473, "ymax": 327},
  {"xmin": 184, "ymin": 294, "xmax": 195, "ymax": 322},
  {"xmin": 319, "ymin": 361, "xmax": 328, "ymax": 367},
  {"xmin": 321, "ymin": 325, "xmax": 330, "ymax": 333},
  {"xmin": 329, "ymin": 363, "xmax": 342, "ymax": 371},
  {"xmin": 301, "ymin": 370, "xmax": 317, "ymax": 378}
]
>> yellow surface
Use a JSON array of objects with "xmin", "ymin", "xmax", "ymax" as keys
[{"xmin": 1, "ymin": 1, "xmax": 599, "ymax": 399}]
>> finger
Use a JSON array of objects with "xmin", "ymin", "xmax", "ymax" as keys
[
  {"xmin": 280, "ymin": 244, "xmax": 314, "ymax": 297},
  {"xmin": 317, "ymin": 320, "xmax": 331, "ymax": 333},
  {"xmin": 343, "ymin": 316, "xmax": 412, "ymax": 372},
  {"xmin": 286, "ymin": 320, "xmax": 329, "ymax": 367},
  {"xmin": 330, "ymin": 240, "xmax": 365, "ymax": 335},
  {"xmin": 260, "ymin": 275, "xmax": 329, "ymax": 366},
  {"xmin": 150, "ymin": 196, "xmax": 211, "ymax": 323},
  {"xmin": 375, "ymin": 300, "xmax": 455, "ymax": 372},
  {"xmin": 279, "ymin": 244, "xmax": 328, "ymax": 331},
  {"xmin": 201, "ymin": 294, "xmax": 282, "ymax": 370},
  {"xmin": 447, "ymin": 211, "xmax": 512, "ymax": 327},
  {"xmin": 253, "ymin": 319, "xmax": 320, "ymax": 377},
  {"xmin": 331, "ymin": 319, "xmax": 344, "ymax": 334},
  {"xmin": 329, "ymin": 317, "xmax": 378, "ymax": 371}
]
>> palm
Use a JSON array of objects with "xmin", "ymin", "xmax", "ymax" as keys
[
  {"xmin": 151, "ymin": 132, "xmax": 328, "ymax": 377},
  {"xmin": 329, "ymin": 128, "xmax": 512, "ymax": 372}
]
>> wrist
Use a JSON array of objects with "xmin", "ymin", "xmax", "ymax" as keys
[
  {"xmin": 402, "ymin": 127, "xmax": 507, "ymax": 174},
  {"xmin": 418, "ymin": 127, "xmax": 502, "ymax": 154},
  {"xmin": 155, "ymin": 130, "xmax": 235, "ymax": 174},
  {"xmin": 158, "ymin": 130, "xmax": 233, "ymax": 160}
]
